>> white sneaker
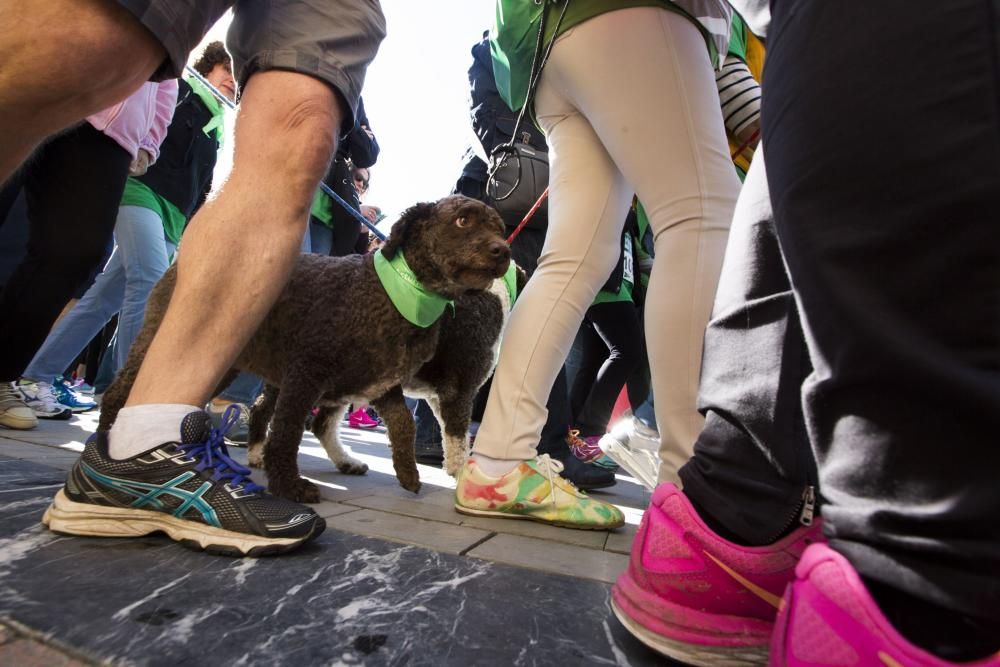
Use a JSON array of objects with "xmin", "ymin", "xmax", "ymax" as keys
[
  {"xmin": 0, "ymin": 382, "xmax": 37, "ymax": 430},
  {"xmin": 601, "ymin": 414, "xmax": 661, "ymax": 491},
  {"xmin": 15, "ymin": 380, "xmax": 72, "ymax": 420}
]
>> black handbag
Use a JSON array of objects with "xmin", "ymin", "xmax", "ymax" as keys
[
  {"xmin": 487, "ymin": 139, "xmax": 549, "ymax": 230},
  {"xmin": 486, "ymin": 0, "xmax": 569, "ymax": 231}
]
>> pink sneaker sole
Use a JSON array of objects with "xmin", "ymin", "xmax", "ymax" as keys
[{"xmin": 613, "ymin": 573, "xmax": 772, "ymax": 666}]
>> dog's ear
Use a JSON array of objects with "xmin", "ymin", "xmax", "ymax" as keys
[{"xmin": 381, "ymin": 202, "xmax": 435, "ymax": 259}]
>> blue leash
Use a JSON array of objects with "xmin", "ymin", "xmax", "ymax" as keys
[{"xmin": 184, "ymin": 66, "xmax": 387, "ymax": 241}]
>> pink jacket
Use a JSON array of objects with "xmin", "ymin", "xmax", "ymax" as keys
[{"xmin": 86, "ymin": 79, "xmax": 178, "ymax": 163}]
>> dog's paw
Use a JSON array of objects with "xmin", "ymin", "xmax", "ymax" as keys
[
  {"xmin": 246, "ymin": 442, "xmax": 265, "ymax": 469},
  {"xmin": 337, "ymin": 458, "xmax": 369, "ymax": 476},
  {"xmin": 398, "ymin": 475, "xmax": 421, "ymax": 495},
  {"xmin": 269, "ymin": 477, "xmax": 321, "ymax": 504},
  {"xmin": 443, "ymin": 452, "xmax": 467, "ymax": 477}
]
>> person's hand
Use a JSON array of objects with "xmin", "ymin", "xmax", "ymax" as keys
[
  {"xmin": 128, "ymin": 149, "xmax": 153, "ymax": 176},
  {"xmin": 361, "ymin": 205, "xmax": 379, "ymax": 224}
]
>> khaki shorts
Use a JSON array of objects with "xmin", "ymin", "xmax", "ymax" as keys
[{"xmin": 115, "ymin": 0, "xmax": 385, "ymax": 127}]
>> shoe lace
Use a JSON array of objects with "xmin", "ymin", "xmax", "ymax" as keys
[
  {"xmin": 566, "ymin": 429, "xmax": 603, "ymax": 457},
  {"xmin": 33, "ymin": 382, "xmax": 61, "ymax": 406},
  {"xmin": 179, "ymin": 405, "xmax": 264, "ymax": 494},
  {"xmin": 0, "ymin": 383, "xmax": 26, "ymax": 409},
  {"xmin": 533, "ymin": 453, "xmax": 584, "ymax": 497}
]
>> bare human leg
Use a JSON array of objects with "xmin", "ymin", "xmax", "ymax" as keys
[
  {"xmin": 124, "ymin": 70, "xmax": 343, "ymax": 409},
  {"xmin": 0, "ymin": 0, "xmax": 164, "ymax": 181}
]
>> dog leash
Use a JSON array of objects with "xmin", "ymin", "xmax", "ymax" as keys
[
  {"xmin": 506, "ymin": 186, "xmax": 549, "ymax": 244},
  {"xmin": 184, "ymin": 65, "xmax": 387, "ymax": 241},
  {"xmin": 731, "ymin": 128, "xmax": 761, "ymax": 162}
]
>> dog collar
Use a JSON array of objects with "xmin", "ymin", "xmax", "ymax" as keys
[
  {"xmin": 501, "ymin": 262, "xmax": 518, "ymax": 305},
  {"xmin": 373, "ymin": 249, "xmax": 454, "ymax": 328}
]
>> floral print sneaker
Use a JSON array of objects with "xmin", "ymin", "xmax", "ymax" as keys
[{"xmin": 454, "ymin": 454, "xmax": 625, "ymax": 530}]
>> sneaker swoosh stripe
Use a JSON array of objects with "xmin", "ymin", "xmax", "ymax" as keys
[
  {"xmin": 878, "ymin": 652, "xmax": 905, "ymax": 667},
  {"xmin": 703, "ymin": 550, "xmax": 782, "ymax": 610}
]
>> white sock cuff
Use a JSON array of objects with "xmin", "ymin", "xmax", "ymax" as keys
[{"xmin": 108, "ymin": 404, "xmax": 203, "ymax": 460}]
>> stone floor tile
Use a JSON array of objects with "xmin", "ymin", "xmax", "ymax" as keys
[
  {"xmin": 312, "ymin": 500, "xmax": 362, "ymax": 519},
  {"xmin": 604, "ymin": 522, "xmax": 638, "ymax": 555},
  {"xmin": 324, "ymin": 508, "xmax": 492, "ymax": 554},
  {"xmin": 458, "ymin": 514, "xmax": 610, "ymax": 550},
  {"xmin": 0, "ymin": 639, "xmax": 92, "ymax": 667},
  {"xmin": 345, "ymin": 491, "xmax": 463, "ymax": 524},
  {"xmin": 466, "ymin": 533, "xmax": 630, "ymax": 585}
]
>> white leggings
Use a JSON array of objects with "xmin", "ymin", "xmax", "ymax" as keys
[{"xmin": 473, "ymin": 7, "xmax": 740, "ymax": 483}]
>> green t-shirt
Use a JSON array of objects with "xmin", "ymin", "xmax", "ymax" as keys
[
  {"xmin": 492, "ymin": 0, "xmax": 730, "ymax": 114},
  {"xmin": 593, "ymin": 200, "xmax": 652, "ymax": 305},
  {"xmin": 120, "ymin": 177, "xmax": 188, "ymax": 246},
  {"xmin": 310, "ymin": 189, "xmax": 334, "ymax": 227}
]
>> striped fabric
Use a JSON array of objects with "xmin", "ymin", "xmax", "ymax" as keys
[{"xmin": 715, "ymin": 56, "xmax": 761, "ymax": 138}]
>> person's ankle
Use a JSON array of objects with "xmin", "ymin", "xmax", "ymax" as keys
[
  {"xmin": 468, "ymin": 453, "xmax": 520, "ymax": 478},
  {"xmin": 864, "ymin": 577, "xmax": 1000, "ymax": 662}
]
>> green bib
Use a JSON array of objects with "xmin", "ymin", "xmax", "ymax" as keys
[
  {"xmin": 184, "ymin": 76, "xmax": 226, "ymax": 145},
  {"xmin": 501, "ymin": 261, "xmax": 518, "ymax": 305},
  {"xmin": 373, "ymin": 249, "xmax": 454, "ymax": 328}
]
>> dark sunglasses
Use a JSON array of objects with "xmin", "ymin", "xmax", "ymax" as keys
[{"xmin": 354, "ymin": 175, "xmax": 369, "ymax": 190}]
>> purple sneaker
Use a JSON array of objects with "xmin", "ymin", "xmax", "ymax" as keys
[
  {"xmin": 770, "ymin": 543, "xmax": 1000, "ymax": 667},
  {"xmin": 612, "ymin": 483, "xmax": 823, "ymax": 666}
]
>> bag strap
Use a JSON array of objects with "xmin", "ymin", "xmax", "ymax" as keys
[{"xmin": 488, "ymin": 0, "xmax": 570, "ymax": 200}]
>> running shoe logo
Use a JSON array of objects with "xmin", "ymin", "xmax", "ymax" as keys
[
  {"xmin": 703, "ymin": 550, "xmax": 783, "ymax": 609},
  {"xmin": 82, "ymin": 462, "xmax": 221, "ymax": 527}
]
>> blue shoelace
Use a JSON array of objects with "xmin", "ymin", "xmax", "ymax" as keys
[{"xmin": 178, "ymin": 405, "xmax": 264, "ymax": 494}]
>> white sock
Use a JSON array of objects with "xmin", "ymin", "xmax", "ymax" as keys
[
  {"xmin": 469, "ymin": 453, "xmax": 520, "ymax": 478},
  {"xmin": 108, "ymin": 404, "xmax": 202, "ymax": 460}
]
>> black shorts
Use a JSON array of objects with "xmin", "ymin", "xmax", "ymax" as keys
[{"xmin": 115, "ymin": 0, "xmax": 386, "ymax": 127}]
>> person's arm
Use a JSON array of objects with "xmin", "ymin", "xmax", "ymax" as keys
[
  {"xmin": 341, "ymin": 97, "xmax": 379, "ymax": 168},
  {"xmin": 139, "ymin": 78, "xmax": 179, "ymax": 166}
]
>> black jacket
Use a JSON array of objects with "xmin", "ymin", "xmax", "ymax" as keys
[
  {"xmin": 465, "ymin": 36, "xmax": 546, "ymax": 182},
  {"xmin": 137, "ymin": 79, "xmax": 218, "ymax": 219},
  {"xmin": 317, "ymin": 97, "xmax": 379, "ymax": 229}
]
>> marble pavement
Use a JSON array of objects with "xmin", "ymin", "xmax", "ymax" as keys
[{"xmin": 0, "ymin": 411, "xmax": 678, "ymax": 666}]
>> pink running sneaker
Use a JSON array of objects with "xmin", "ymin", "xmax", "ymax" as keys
[
  {"xmin": 612, "ymin": 483, "xmax": 823, "ymax": 666},
  {"xmin": 770, "ymin": 543, "xmax": 1000, "ymax": 667},
  {"xmin": 348, "ymin": 407, "xmax": 379, "ymax": 429}
]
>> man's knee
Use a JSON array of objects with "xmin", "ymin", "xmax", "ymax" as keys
[{"xmin": 238, "ymin": 72, "xmax": 344, "ymax": 183}]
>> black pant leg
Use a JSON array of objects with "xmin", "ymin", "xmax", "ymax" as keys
[
  {"xmin": 413, "ymin": 398, "xmax": 441, "ymax": 446},
  {"xmin": 571, "ymin": 301, "xmax": 643, "ymax": 437},
  {"xmin": 679, "ymin": 152, "xmax": 817, "ymax": 545},
  {"xmin": 536, "ymin": 366, "xmax": 572, "ymax": 457},
  {"xmin": 568, "ymin": 320, "xmax": 603, "ymax": 425},
  {"xmin": 0, "ymin": 125, "xmax": 130, "ymax": 381},
  {"xmin": 765, "ymin": 0, "xmax": 1000, "ymax": 620}
]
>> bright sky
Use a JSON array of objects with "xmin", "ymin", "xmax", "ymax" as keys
[{"xmin": 191, "ymin": 1, "xmax": 495, "ymax": 233}]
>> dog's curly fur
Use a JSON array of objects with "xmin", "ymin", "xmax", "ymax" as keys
[{"xmin": 99, "ymin": 195, "xmax": 513, "ymax": 503}]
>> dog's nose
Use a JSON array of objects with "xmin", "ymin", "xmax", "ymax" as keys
[{"xmin": 489, "ymin": 242, "xmax": 511, "ymax": 261}]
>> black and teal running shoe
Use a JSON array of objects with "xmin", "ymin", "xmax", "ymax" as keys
[{"xmin": 42, "ymin": 407, "xmax": 325, "ymax": 556}]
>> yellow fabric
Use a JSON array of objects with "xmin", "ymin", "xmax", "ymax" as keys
[{"xmin": 728, "ymin": 29, "xmax": 765, "ymax": 174}]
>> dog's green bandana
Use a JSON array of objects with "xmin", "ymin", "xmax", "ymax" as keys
[
  {"xmin": 374, "ymin": 249, "xmax": 454, "ymax": 328},
  {"xmin": 501, "ymin": 262, "xmax": 518, "ymax": 305}
]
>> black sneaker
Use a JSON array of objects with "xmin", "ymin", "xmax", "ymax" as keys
[{"xmin": 42, "ymin": 407, "xmax": 325, "ymax": 556}]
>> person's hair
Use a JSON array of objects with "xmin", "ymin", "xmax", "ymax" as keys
[{"xmin": 192, "ymin": 41, "xmax": 232, "ymax": 77}]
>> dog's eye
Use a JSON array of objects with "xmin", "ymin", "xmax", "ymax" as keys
[{"xmin": 455, "ymin": 217, "xmax": 470, "ymax": 228}]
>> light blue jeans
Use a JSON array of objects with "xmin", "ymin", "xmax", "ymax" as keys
[{"xmin": 24, "ymin": 205, "xmax": 176, "ymax": 381}]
